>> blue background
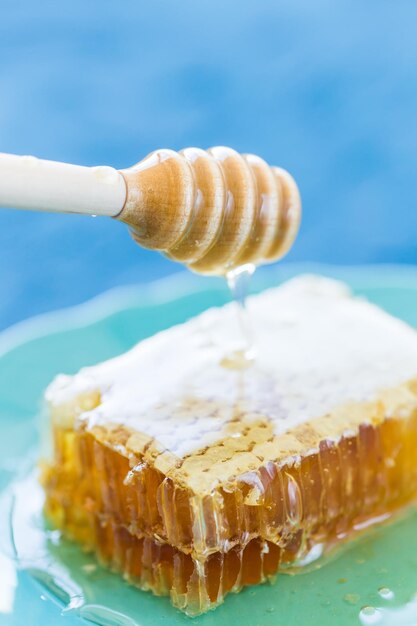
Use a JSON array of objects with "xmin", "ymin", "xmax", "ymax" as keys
[{"xmin": 1, "ymin": 0, "xmax": 417, "ymax": 330}]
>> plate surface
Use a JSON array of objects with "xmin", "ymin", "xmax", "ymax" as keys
[{"xmin": 2, "ymin": 264, "xmax": 417, "ymax": 626}]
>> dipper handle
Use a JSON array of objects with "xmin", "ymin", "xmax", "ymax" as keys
[{"xmin": 0, "ymin": 152, "xmax": 126, "ymax": 217}]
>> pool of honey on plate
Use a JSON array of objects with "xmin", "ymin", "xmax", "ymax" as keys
[{"xmin": 9, "ymin": 467, "xmax": 417, "ymax": 625}]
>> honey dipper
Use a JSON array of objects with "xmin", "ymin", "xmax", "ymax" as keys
[{"xmin": 0, "ymin": 147, "xmax": 301, "ymax": 274}]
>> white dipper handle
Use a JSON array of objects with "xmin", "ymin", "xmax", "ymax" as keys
[{"xmin": 0, "ymin": 152, "xmax": 126, "ymax": 217}]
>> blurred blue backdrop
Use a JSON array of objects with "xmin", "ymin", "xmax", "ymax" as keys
[{"xmin": 1, "ymin": 0, "xmax": 417, "ymax": 330}]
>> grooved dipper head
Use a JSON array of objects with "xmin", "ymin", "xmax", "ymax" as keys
[{"xmin": 118, "ymin": 146, "xmax": 301, "ymax": 275}]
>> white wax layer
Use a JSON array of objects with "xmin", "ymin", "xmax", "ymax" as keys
[{"xmin": 46, "ymin": 275, "xmax": 417, "ymax": 458}]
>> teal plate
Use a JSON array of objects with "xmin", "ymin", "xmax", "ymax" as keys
[{"xmin": 3, "ymin": 264, "xmax": 417, "ymax": 626}]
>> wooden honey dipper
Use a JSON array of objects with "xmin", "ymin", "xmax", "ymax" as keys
[{"xmin": 0, "ymin": 147, "xmax": 301, "ymax": 274}]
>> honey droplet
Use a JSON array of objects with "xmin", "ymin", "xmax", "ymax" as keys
[
  {"xmin": 359, "ymin": 606, "xmax": 380, "ymax": 625},
  {"xmin": 220, "ymin": 349, "xmax": 255, "ymax": 370},
  {"xmin": 344, "ymin": 593, "xmax": 360, "ymax": 605},
  {"xmin": 378, "ymin": 587, "xmax": 394, "ymax": 600}
]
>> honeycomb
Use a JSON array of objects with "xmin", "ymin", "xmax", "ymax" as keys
[{"xmin": 42, "ymin": 378, "xmax": 417, "ymax": 615}]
